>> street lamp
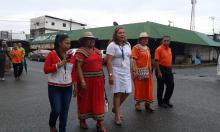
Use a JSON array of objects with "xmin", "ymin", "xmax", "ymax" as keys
[
  {"xmin": 209, "ymin": 16, "xmax": 215, "ymax": 35},
  {"xmin": 168, "ymin": 20, "xmax": 174, "ymax": 27}
]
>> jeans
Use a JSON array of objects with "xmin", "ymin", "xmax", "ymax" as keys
[
  {"xmin": 13, "ymin": 63, "xmax": 23, "ymax": 78},
  {"xmin": 48, "ymin": 85, "xmax": 72, "ymax": 132},
  {"xmin": 0, "ymin": 58, "xmax": 5, "ymax": 78}
]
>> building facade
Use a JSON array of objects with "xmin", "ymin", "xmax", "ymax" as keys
[{"xmin": 30, "ymin": 15, "xmax": 86, "ymax": 39}]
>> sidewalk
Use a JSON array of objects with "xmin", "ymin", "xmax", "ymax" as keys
[{"xmin": 173, "ymin": 63, "xmax": 217, "ymax": 68}]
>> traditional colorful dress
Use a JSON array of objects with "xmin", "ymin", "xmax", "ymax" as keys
[
  {"xmin": 74, "ymin": 47, "xmax": 105, "ymax": 121},
  {"xmin": 132, "ymin": 44, "xmax": 154, "ymax": 103}
]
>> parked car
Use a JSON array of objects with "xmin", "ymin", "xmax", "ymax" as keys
[
  {"xmin": 29, "ymin": 50, "xmax": 50, "ymax": 62},
  {"xmin": 100, "ymin": 50, "xmax": 107, "ymax": 64}
]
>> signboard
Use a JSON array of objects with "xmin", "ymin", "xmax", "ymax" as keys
[
  {"xmin": 31, "ymin": 43, "xmax": 54, "ymax": 49},
  {"xmin": 214, "ymin": 34, "xmax": 220, "ymax": 42},
  {"xmin": 33, "ymin": 34, "xmax": 56, "ymax": 42}
]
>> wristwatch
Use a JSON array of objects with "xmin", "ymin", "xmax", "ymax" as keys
[{"xmin": 109, "ymin": 73, "xmax": 113, "ymax": 77}]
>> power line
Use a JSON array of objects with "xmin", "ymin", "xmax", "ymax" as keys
[{"xmin": 0, "ymin": 19, "xmax": 29, "ymax": 22}]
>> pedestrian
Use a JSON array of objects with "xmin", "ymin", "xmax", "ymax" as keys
[
  {"xmin": 44, "ymin": 34, "xmax": 76, "ymax": 132},
  {"xmin": 106, "ymin": 27, "xmax": 132, "ymax": 125},
  {"xmin": 74, "ymin": 32, "xmax": 106, "ymax": 132},
  {"xmin": 132, "ymin": 32, "xmax": 154, "ymax": 112},
  {"xmin": 18, "ymin": 43, "xmax": 25, "ymax": 74},
  {"xmin": 155, "ymin": 36, "xmax": 174, "ymax": 108},
  {"xmin": 0, "ymin": 40, "xmax": 10, "ymax": 81},
  {"xmin": 10, "ymin": 44, "xmax": 23, "ymax": 80}
]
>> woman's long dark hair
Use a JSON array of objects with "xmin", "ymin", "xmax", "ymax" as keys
[{"xmin": 54, "ymin": 34, "xmax": 69, "ymax": 60}]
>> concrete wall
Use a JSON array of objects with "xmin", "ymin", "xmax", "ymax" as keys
[
  {"xmin": 44, "ymin": 17, "xmax": 84, "ymax": 31},
  {"xmin": 30, "ymin": 16, "xmax": 84, "ymax": 31},
  {"xmin": 184, "ymin": 45, "xmax": 218, "ymax": 62},
  {"xmin": 30, "ymin": 16, "xmax": 46, "ymax": 30}
]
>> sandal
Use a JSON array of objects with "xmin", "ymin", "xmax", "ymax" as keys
[
  {"xmin": 80, "ymin": 120, "xmax": 88, "ymax": 129},
  {"xmin": 145, "ymin": 103, "xmax": 155, "ymax": 112},
  {"xmin": 135, "ymin": 103, "xmax": 142, "ymax": 111},
  {"xmin": 114, "ymin": 119, "xmax": 122, "ymax": 126},
  {"xmin": 112, "ymin": 108, "xmax": 123, "ymax": 118},
  {"xmin": 96, "ymin": 125, "xmax": 107, "ymax": 132}
]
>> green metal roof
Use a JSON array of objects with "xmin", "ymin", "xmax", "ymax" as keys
[{"xmin": 32, "ymin": 21, "xmax": 220, "ymax": 47}]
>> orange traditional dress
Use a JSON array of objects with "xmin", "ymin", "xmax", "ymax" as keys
[
  {"xmin": 74, "ymin": 47, "xmax": 105, "ymax": 121},
  {"xmin": 132, "ymin": 44, "xmax": 154, "ymax": 103}
]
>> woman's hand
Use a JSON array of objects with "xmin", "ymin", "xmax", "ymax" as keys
[
  {"xmin": 133, "ymin": 71, "xmax": 137, "ymax": 79},
  {"xmin": 57, "ymin": 60, "xmax": 67, "ymax": 68},
  {"xmin": 73, "ymin": 84, "xmax": 77, "ymax": 97},
  {"xmin": 157, "ymin": 71, "xmax": 162, "ymax": 78},
  {"xmin": 109, "ymin": 75, "xmax": 114, "ymax": 85},
  {"xmin": 80, "ymin": 80, "xmax": 87, "ymax": 89}
]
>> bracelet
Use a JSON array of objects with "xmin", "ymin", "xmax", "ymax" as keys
[{"xmin": 109, "ymin": 73, "xmax": 113, "ymax": 76}]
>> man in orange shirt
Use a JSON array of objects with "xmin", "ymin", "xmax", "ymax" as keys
[
  {"xmin": 10, "ymin": 44, "xmax": 23, "ymax": 79},
  {"xmin": 155, "ymin": 36, "xmax": 174, "ymax": 108}
]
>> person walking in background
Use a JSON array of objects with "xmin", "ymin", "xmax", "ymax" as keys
[
  {"xmin": 106, "ymin": 27, "xmax": 132, "ymax": 126},
  {"xmin": 155, "ymin": 36, "xmax": 174, "ymax": 108},
  {"xmin": 18, "ymin": 43, "xmax": 25, "ymax": 74},
  {"xmin": 44, "ymin": 34, "xmax": 76, "ymax": 132},
  {"xmin": 132, "ymin": 32, "xmax": 154, "ymax": 112},
  {"xmin": 74, "ymin": 32, "xmax": 106, "ymax": 132},
  {"xmin": 10, "ymin": 44, "xmax": 23, "ymax": 80},
  {"xmin": 0, "ymin": 40, "xmax": 10, "ymax": 81}
]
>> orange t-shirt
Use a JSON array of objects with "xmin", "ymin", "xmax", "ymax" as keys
[
  {"xmin": 10, "ymin": 50, "xmax": 23, "ymax": 64},
  {"xmin": 154, "ymin": 44, "xmax": 172, "ymax": 67}
]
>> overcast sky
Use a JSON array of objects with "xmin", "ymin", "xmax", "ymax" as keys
[{"xmin": 0, "ymin": 0, "xmax": 219, "ymax": 34}]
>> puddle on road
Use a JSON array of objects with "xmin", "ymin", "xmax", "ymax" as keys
[{"xmin": 198, "ymin": 75, "xmax": 206, "ymax": 77}]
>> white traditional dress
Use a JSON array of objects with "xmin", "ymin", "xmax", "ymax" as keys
[{"xmin": 106, "ymin": 42, "xmax": 132, "ymax": 93}]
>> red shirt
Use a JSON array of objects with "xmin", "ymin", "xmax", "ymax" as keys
[
  {"xmin": 44, "ymin": 50, "xmax": 76, "ymax": 87},
  {"xmin": 154, "ymin": 44, "xmax": 172, "ymax": 67}
]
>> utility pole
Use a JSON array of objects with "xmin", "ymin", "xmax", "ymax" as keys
[
  {"xmin": 190, "ymin": 0, "xmax": 196, "ymax": 31},
  {"xmin": 209, "ymin": 16, "xmax": 215, "ymax": 35},
  {"xmin": 70, "ymin": 19, "xmax": 72, "ymax": 31},
  {"xmin": 10, "ymin": 30, "xmax": 13, "ymax": 47}
]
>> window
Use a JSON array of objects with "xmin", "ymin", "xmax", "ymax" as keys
[
  {"xmin": 63, "ymin": 23, "xmax": 66, "ymax": 27},
  {"xmin": 51, "ymin": 22, "xmax": 55, "ymax": 26},
  {"xmin": 36, "ymin": 22, "xmax": 39, "ymax": 26}
]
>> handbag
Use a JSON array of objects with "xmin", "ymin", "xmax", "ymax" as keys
[
  {"xmin": 136, "ymin": 67, "xmax": 149, "ymax": 79},
  {"xmin": 104, "ymin": 88, "xmax": 109, "ymax": 113},
  {"xmin": 136, "ymin": 45, "xmax": 150, "ymax": 80}
]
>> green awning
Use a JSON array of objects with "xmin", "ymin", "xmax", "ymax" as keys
[{"xmin": 32, "ymin": 21, "xmax": 220, "ymax": 47}]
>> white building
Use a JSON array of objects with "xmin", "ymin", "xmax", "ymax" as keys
[
  {"xmin": 30, "ymin": 15, "xmax": 86, "ymax": 38},
  {"xmin": 0, "ymin": 31, "xmax": 27, "ymax": 40}
]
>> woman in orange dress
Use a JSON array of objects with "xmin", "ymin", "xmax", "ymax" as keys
[{"xmin": 132, "ymin": 32, "xmax": 154, "ymax": 112}]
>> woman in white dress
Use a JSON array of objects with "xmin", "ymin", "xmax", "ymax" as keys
[{"xmin": 106, "ymin": 27, "xmax": 132, "ymax": 126}]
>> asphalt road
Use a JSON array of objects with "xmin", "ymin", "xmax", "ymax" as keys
[{"xmin": 0, "ymin": 61, "xmax": 220, "ymax": 132}]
